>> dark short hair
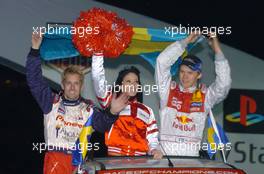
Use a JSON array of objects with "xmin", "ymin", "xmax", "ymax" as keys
[
  {"xmin": 114, "ymin": 66, "xmax": 143, "ymax": 103},
  {"xmin": 180, "ymin": 55, "xmax": 202, "ymax": 72}
]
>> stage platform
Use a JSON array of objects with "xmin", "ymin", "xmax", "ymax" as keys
[{"xmin": 78, "ymin": 156, "xmax": 246, "ymax": 174}]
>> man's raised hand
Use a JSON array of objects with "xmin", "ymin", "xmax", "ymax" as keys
[
  {"xmin": 208, "ymin": 33, "xmax": 222, "ymax": 54},
  {"xmin": 32, "ymin": 31, "xmax": 43, "ymax": 50}
]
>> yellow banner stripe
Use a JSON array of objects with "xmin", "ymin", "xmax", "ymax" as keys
[{"xmin": 124, "ymin": 40, "xmax": 172, "ymax": 55}]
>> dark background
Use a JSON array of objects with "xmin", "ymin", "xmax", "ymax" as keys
[
  {"xmin": 1, "ymin": 0, "xmax": 262, "ymax": 173},
  {"xmin": 97, "ymin": 0, "xmax": 263, "ymax": 59}
]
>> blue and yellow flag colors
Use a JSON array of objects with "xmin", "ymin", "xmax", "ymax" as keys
[
  {"xmin": 40, "ymin": 26, "xmax": 187, "ymax": 60},
  {"xmin": 72, "ymin": 116, "xmax": 94, "ymax": 166},
  {"xmin": 40, "ymin": 26, "xmax": 187, "ymax": 61},
  {"xmin": 207, "ymin": 115, "xmax": 229, "ymax": 159},
  {"xmin": 123, "ymin": 27, "xmax": 187, "ymax": 55},
  {"xmin": 137, "ymin": 35, "xmax": 203, "ymax": 75},
  {"xmin": 40, "ymin": 26, "xmax": 203, "ymax": 75}
]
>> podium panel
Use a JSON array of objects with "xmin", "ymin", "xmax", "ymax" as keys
[{"xmin": 80, "ymin": 157, "xmax": 246, "ymax": 174}]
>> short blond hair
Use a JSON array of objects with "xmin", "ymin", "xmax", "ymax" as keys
[{"xmin": 62, "ymin": 65, "xmax": 84, "ymax": 84}]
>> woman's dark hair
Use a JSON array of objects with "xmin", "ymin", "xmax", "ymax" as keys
[{"xmin": 113, "ymin": 66, "xmax": 143, "ymax": 103}]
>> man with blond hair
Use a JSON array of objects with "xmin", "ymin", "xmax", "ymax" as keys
[{"xmin": 26, "ymin": 33, "xmax": 128, "ymax": 174}]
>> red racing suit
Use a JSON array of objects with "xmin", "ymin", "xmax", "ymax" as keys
[{"xmin": 92, "ymin": 53, "xmax": 160, "ymax": 156}]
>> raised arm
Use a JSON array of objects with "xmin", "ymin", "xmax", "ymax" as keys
[
  {"xmin": 91, "ymin": 53, "xmax": 112, "ymax": 109},
  {"xmin": 155, "ymin": 33, "xmax": 200, "ymax": 108},
  {"xmin": 26, "ymin": 33, "xmax": 53, "ymax": 114},
  {"xmin": 205, "ymin": 35, "xmax": 232, "ymax": 110}
]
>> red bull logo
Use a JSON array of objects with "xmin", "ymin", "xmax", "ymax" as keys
[
  {"xmin": 173, "ymin": 115, "xmax": 196, "ymax": 131},
  {"xmin": 176, "ymin": 115, "xmax": 193, "ymax": 125}
]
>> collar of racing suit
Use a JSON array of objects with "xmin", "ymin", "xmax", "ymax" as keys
[
  {"xmin": 179, "ymin": 83, "xmax": 197, "ymax": 93},
  {"xmin": 61, "ymin": 95, "xmax": 81, "ymax": 106}
]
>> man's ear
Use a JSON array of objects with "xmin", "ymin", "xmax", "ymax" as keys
[{"xmin": 197, "ymin": 73, "xmax": 202, "ymax": 79}]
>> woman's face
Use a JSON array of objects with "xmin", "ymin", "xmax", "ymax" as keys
[{"xmin": 121, "ymin": 72, "xmax": 139, "ymax": 97}]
